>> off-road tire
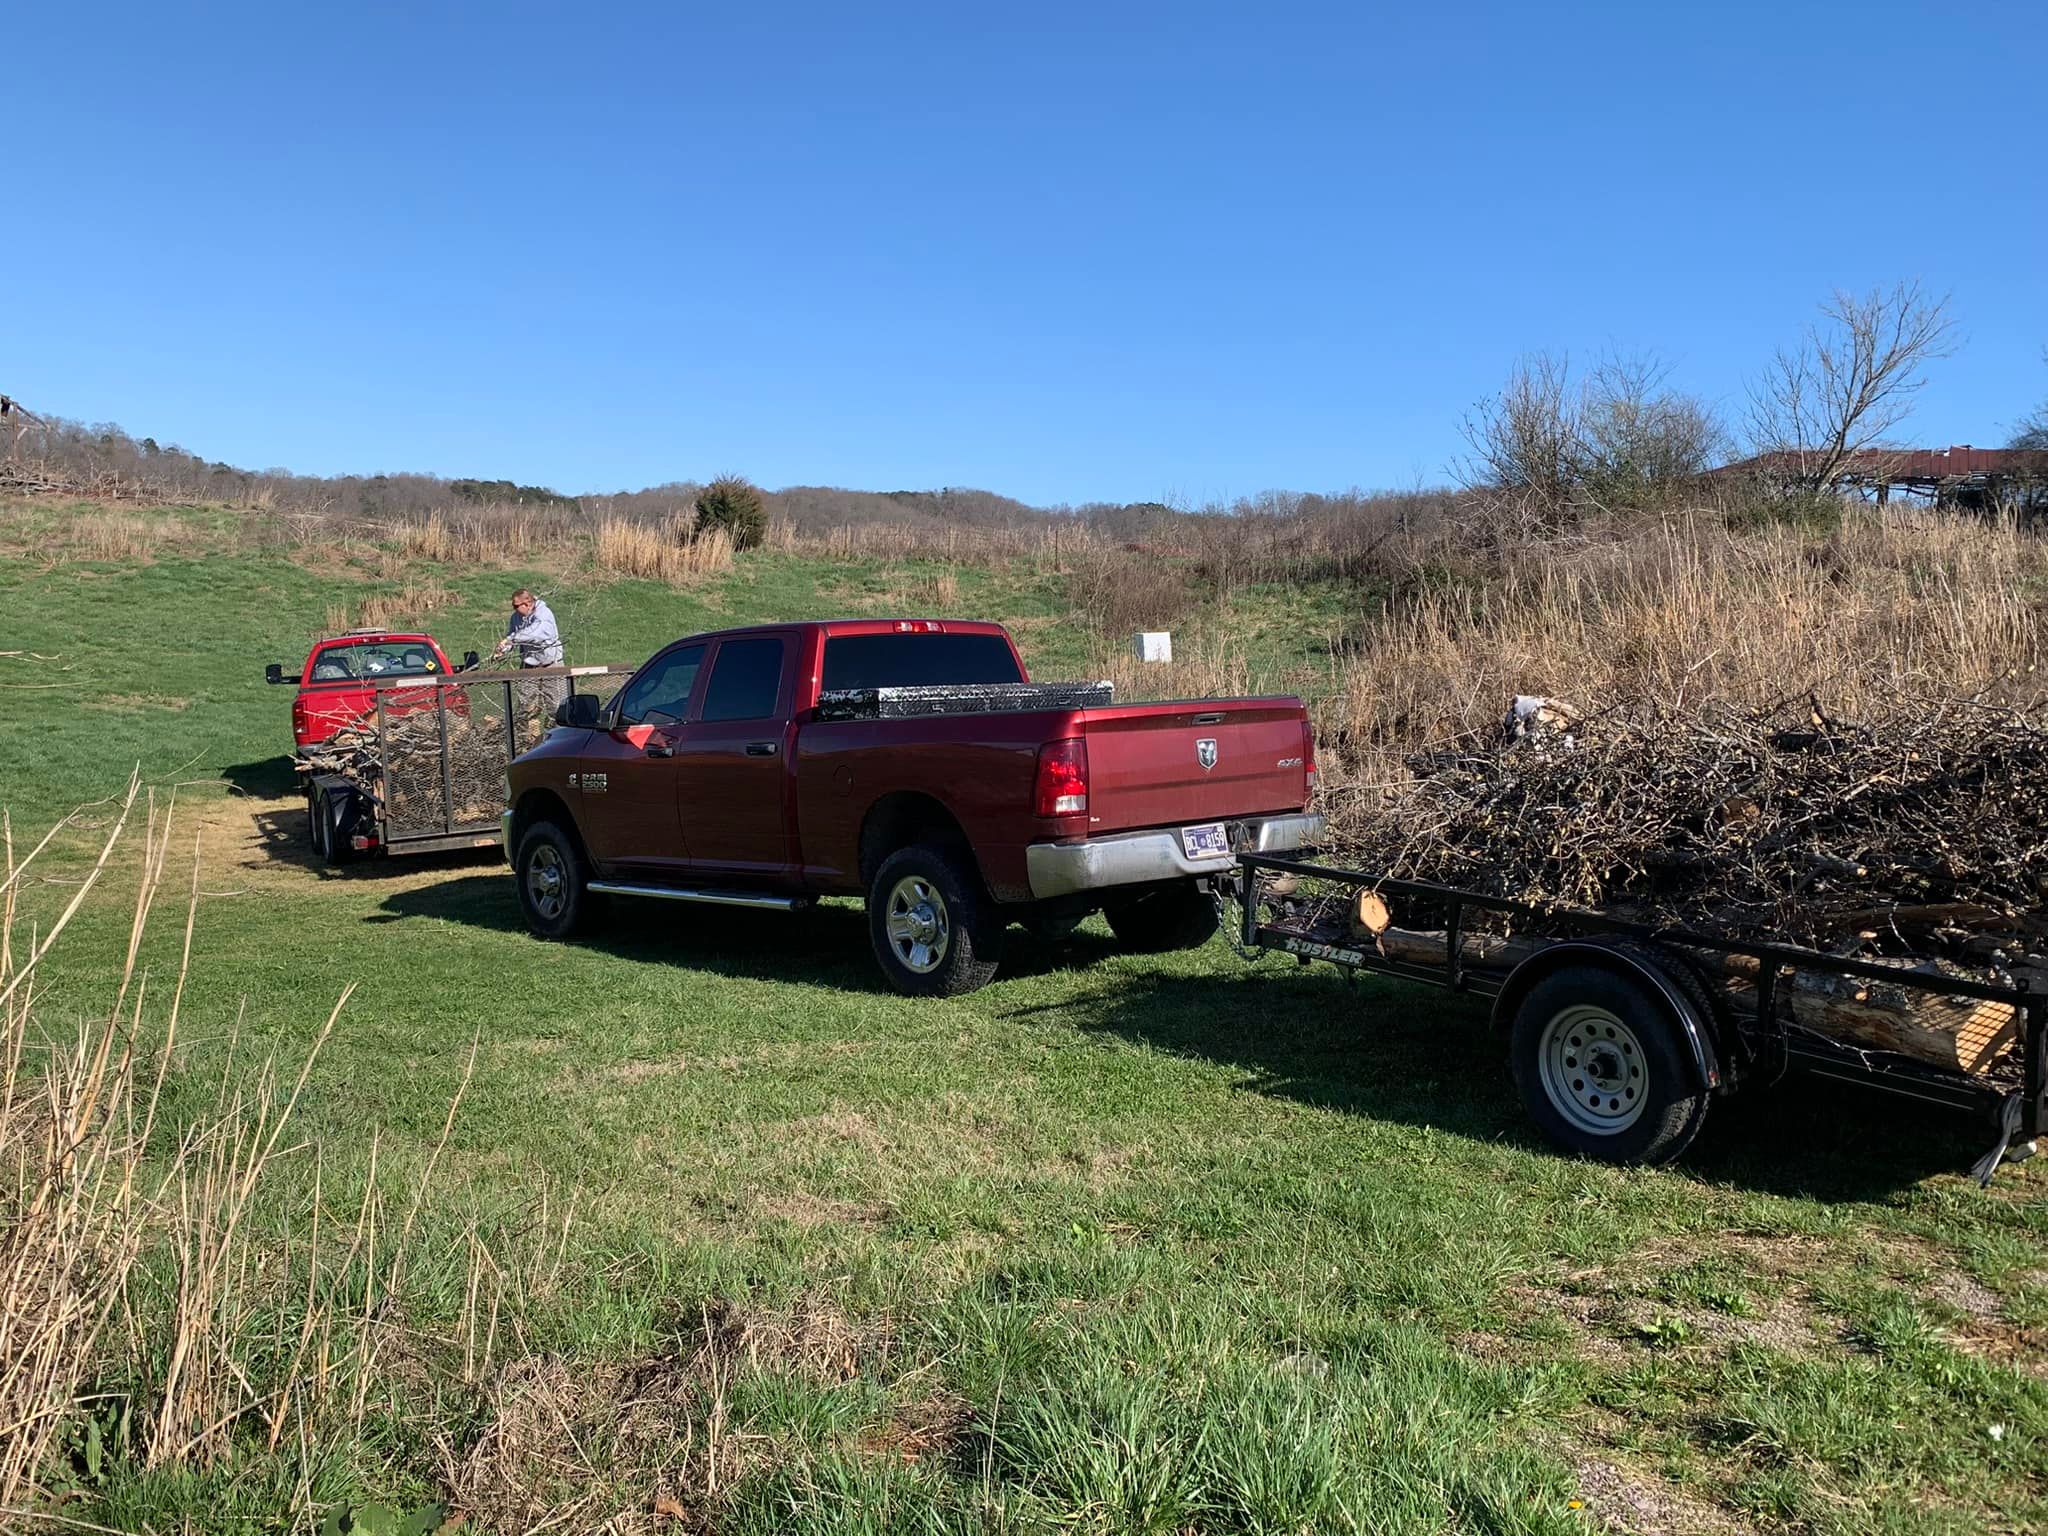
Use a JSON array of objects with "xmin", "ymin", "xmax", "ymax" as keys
[
  {"xmin": 867, "ymin": 843, "xmax": 1004, "ymax": 997},
  {"xmin": 1104, "ymin": 882, "xmax": 1218, "ymax": 953},
  {"xmin": 515, "ymin": 820, "xmax": 593, "ymax": 940},
  {"xmin": 1508, "ymin": 962, "xmax": 1711, "ymax": 1166}
]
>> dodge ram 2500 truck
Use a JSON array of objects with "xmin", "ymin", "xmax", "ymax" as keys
[{"xmin": 502, "ymin": 619, "xmax": 1322, "ymax": 995}]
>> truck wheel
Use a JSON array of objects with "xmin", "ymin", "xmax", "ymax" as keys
[
  {"xmin": 1508, "ymin": 964, "xmax": 1710, "ymax": 1166},
  {"xmin": 515, "ymin": 820, "xmax": 592, "ymax": 939},
  {"xmin": 868, "ymin": 844, "xmax": 1003, "ymax": 997},
  {"xmin": 1104, "ymin": 882, "xmax": 1218, "ymax": 953}
]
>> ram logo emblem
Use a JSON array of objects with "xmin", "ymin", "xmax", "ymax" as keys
[{"xmin": 1196, "ymin": 738, "xmax": 1218, "ymax": 771}]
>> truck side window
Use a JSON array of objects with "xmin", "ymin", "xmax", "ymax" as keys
[
  {"xmin": 615, "ymin": 644, "xmax": 705, "ymax": 725},
  {"xmin": 700, "ymin": 638, "xmax": 786, "ymax": 723}
]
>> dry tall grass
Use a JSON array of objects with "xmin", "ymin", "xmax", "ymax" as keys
[
  {"xmin": 1322, "ymin": 509, "xmax": 2048, "ymax": 813},
  {"xmin": 0, "ymin": 784, "xmax": 499, "ymax": 1514},
  {"xmin": 594, "ymin": 516, "xmax": 734, "ymax": 583},
  {"xmin": 324, "ymin": 576, "xmax": 461, "ymax": 634}
]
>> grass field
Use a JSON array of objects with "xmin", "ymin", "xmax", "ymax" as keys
[{"xmin": 3, "ymin": 498, "xmax": 2044, "ymax": 1535}]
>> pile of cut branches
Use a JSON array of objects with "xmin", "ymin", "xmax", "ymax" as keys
[{"xmin": 1339, "ymin": 694, "xmax": 2048, "ymax": 960}]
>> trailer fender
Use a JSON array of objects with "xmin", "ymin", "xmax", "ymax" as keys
[{"xmin": 1492, "ymin": 940, "xmax": 1722, "ymax": 1094}]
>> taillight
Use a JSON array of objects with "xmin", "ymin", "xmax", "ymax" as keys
[
  {"xmin": 292, "ymin": 697, "xmax": 308, "ymax": 738},
  {"xmin": 1033, "ymin": 737, "xmax": 1088, "ymax": 818},
  {"xmin": 1302, "ymin": 719, "xmax": 1317, "ymax": 797}
]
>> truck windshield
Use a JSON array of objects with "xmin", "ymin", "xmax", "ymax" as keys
[
  {"xmin": 307, "ymin": 642, "xmax": 441, "ymax": 682},
  {"xmin": 822, "ymin": 633, "xmax": 1023, "ymax": 691}
]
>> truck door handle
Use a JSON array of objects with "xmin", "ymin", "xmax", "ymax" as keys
[
  {"xmin": 746, "ymin": 741, "xmax": 779, "ymax": 757},
  {"xmin": 645, "ymin": 741, "xmax": 674, "ymax": 758}
]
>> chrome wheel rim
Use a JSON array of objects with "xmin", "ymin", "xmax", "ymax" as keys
[
  {"xmin": 527, "ymin": 843, "xmax": 566, "ymax": 921},
  {"xmin": 885, "ymin": 875, "xmax": 950, "ymax": 974},
  {"xmin": 1539, "ymin": 1004, "xmax": 1648, "ymax": 1135}
]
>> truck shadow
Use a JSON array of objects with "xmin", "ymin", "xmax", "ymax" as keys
[
  {"xmin": 369, "ymin": 880, "xmax": 2005, "ymax": 1198},
  {"xmin": 370, "ymin": 875, "xmax": 1126, "ymax": 991},
  {"xmin": 1025, "ymin": 964, "xmax": 2002, "ymax": 1202}
]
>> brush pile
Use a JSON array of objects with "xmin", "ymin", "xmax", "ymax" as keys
[
  {"xmin": 1347, "ymin": 694, "xmax": 2048, "ymax": 952},
  {"xmin": 1325, "ymin": 694, "xmax": 2048, "ymax": 1074}
]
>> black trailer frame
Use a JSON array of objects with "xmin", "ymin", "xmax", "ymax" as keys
[
  {"xmin": 1234, "ymin": 850, "xmax": 2047, "ymax": 1180},
  {"xmin": 305, "ymin": 664, "xmax": 634, "ymax": 858}
]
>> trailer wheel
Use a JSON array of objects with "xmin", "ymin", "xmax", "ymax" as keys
[
  {"xmin": 1104, "ymin": 882, "xmax": 1218, "ymax": 953},
  {"xmin": 515, "ymin": 820, "xmax": 592, "ymax": 939},
  {"xmin": 310, "ymin": 786, "xmax": 356, "ymax": 866},
  {"xmin": 1509, "ymin": 963, "xmax": 1710, "ymax": 1166},
  {"xmin": 868, "ymin": 843, "xmax": 1003, "ymax": 997}
]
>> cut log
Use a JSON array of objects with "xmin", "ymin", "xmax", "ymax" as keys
[
  {"xmin": 1718, "ymin": 954, "xmax": 2017, "ymax": 1075},
  {"xmin": 1356, "ymin": 926, "xmax": 2018, "ymax": 1076},
  {"xmin": 1368, "ymin": 924, "xmax": 1545, "ymax": 973},
  {"xmin": 1350, "ymin": 890, "xmax": 1393, "ymax": 937}
]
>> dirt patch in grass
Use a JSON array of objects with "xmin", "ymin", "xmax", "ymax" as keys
[
  {"xmin": 1498, "ymin": 1275, "xmax": 1825, "ymax": 1370},
  {"xmin": 606, "ymin": 1038, "xmax": 878, "ymax": 1084},
  {"xmin": 857, "ymin": 1389, "xmax": 974, "ymax": 1466},
  {"xmin": 449, "ymin": 1295, "xmax": 885, "ymax": 1533},
  {"xmin": 1572, "ymin": 1453, "xmax": 1755, "ymax": 1536},
  {"xmin": 758, "ymin": 1191, "xmax": 891, "ymax": 1230},
  {"xmin": 83, "ymin": 692, "xmax": 190, "ymax": 711}
]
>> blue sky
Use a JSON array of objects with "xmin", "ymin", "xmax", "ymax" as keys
[{"xmin": 6, "ymin": 2, "xmax": 2044, "ymax": 506}]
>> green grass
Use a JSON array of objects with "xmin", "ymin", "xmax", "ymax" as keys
[{"xmin": 3, "ymin": 499, "xmax": 2045, "ymax": 1534}]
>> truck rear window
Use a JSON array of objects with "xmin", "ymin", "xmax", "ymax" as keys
[{"xmin": 821, "ymin": 634, "xmax": 1023, "ymax": 691}]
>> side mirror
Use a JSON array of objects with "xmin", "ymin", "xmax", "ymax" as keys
[
  {"xmin": 554, "ymin": 693, "xmax": 603, "ymax": 728},
  {"xmin": 265, "ymin": 664, "xmax": 289, "ymax": 685},
  {"xmin": 462, "ymin": 650, "xmax": 481, "ymax": 671}
]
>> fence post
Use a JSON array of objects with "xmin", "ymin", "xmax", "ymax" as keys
[{"xmin": 438, "ymin": 686, "xmax": 456, "ymax": 835}]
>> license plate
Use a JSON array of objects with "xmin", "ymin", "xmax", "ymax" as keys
[{"xmin": 1180, "ymin": 821, "xmax": 1231, "ymax": 861}]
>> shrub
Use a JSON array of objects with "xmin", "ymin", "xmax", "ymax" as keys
[{"xmin": 695, "ymin": 475, "xmax": 767, "ymax": 551}]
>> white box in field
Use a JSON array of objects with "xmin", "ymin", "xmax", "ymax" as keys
[{"xmin": 1133, "ymin": 631, "xmax": 1173, "ymax": 663}]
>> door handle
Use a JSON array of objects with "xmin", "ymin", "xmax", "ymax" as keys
[
  {"xmin": 645, "ymin": 741, "xmax": 675, "ymax": 758},
  {"xmin": 746, "ymin": 741, "xmax": 779, "ymax": 757}
]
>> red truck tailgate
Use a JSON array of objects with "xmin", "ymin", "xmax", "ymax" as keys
[{"xmin": 1080, "ymin": 699, "xmax": 1308, "ymax": 833}]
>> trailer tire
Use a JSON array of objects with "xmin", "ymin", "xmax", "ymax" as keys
[
  {"xmin": 310, "ymin": 785, "xmax": 356, "ymax": 866},
  {"xmin": 1104, "ymin": 881, "xmax": 1218, "ymax": 954},
  {"xmin": 1509, "ymin": 963, "xmax": 1710, "ymax": 1166},
  {"xmin": 868, "ymin": 843, "xmax": 1004, "ymax": 997},
  {"xmin": 515, "ymin": 820, "xmax": 592, "ymax": 940}
]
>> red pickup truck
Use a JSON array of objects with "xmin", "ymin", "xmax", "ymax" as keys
[
  {"xmin": 503, "ymin": 619, "xmax": 1322, "ymax": 994},
  {"xmin": 265, "ymin": 629, "xmax": 479, "ymax": 747}
]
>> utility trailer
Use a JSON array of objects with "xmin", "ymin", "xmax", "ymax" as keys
[
  {"xmin": 1232, "ymin": 851, "xmax": 2047, "ymax": 1182},
  {"xmin": 300, "ymin": 664, "xmax": 634, "ymax": 861}
]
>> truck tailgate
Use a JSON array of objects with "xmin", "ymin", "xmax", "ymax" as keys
[{"xmin": 1079, "ymin": 699, "xmax": 1308, "ymax": 833}]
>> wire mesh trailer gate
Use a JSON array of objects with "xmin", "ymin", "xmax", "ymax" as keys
[{"xmin": 347, "ymin": 665, "xmax": 634, "ymax": 855}]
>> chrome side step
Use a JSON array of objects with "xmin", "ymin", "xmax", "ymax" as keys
[{"xmin": 587, "ymin": 880, "xmax": 809, "ymax": 911}]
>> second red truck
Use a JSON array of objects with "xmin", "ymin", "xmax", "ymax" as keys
[{"xmin": 504, "ymin": 618, "xmax": 1322, "ymax": 994}]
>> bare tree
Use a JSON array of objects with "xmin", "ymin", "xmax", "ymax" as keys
[
  {"xmin": 1460, "ymin": 351, "xmax": 1727, "ymax": 524},
  {"xmin": 1458, "ymin": 352, "xmax": 1581, "ymax": 526},
  {"xmin": 1576, "ymin": 351, "xmax": 1727, "ymax": 506},
  {"xmin": 1744, "ymin": 281, "xmax": 1957, "ymax": 490}
]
